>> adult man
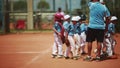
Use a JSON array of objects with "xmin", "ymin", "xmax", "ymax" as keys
[
  {"xmin": 84, "ymin": 0, "xmax": 110, "ymax": 61},
  {"xmin": 54, "ymin": 7, "xmax": 64, "ymax": 24}
]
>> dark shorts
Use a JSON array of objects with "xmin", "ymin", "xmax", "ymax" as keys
[{"xmin": 86, "ymin": 27, "xmax": 105, "ymax": 43}]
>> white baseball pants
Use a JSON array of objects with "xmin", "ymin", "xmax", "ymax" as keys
[
  {"xmin": 64, "ymin": 32, "xmax": 71, "ymax": 57},
  {"xmin": 52, "ymin": 33, "xmax": 63, "ymax": 55},
  {"xmin": 105, "ymin": 37, "xmax": 116, "ymax": 56},
  {"xmin": 68, "ymin": 35, "xmax": 78, "ymax": 57},
  {"xmin": 80, "ymin": 32, "xmax": 86, "ymax": 53},
  {"xmin": 74, "ymin": 34, "xmax": 81, "ymax": 55}
]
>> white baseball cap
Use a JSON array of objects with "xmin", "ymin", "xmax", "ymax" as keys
[
  {"xmin": 76, "ymin": 16, "xmax": 81, "ymax": 21},
  {"xmin": 111, "ymin": 16, "xmax": 117, "ymax": 21},
  {"xmin": 71, "ymin": 16, "xmax": 78, "ymax": 21},
  {"xmin": 100, "ymin": 0, "xmax": 104, "ymax": 3},
  {"xmin": 64, "ymin": 15, "xmax": 70, "ymax": 20}
]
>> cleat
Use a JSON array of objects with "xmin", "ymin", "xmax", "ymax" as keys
[
  {"xmin": 51, "ymin": 54, "xmax": 57, "ymax": 58},
  {"xmin": 83, "ymin": 56, "xmax": 93, "ymax": 61},
  {"xmin": 94, "ymin": 57, "xmax": 102, "ymax": 62},
  {"xmin": 65, "ymin": 57, "xmax": 70, "ymax": 59},
  {"xmin": 73, "ymin": 56, "xmax": 78, "ymax": 60},
  {"xmin": 57, "ymin": 55, "xmax": 63, "ymax": 58}
]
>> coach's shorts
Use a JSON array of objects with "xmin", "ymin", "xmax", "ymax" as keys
[{"xmin": 86, "ymin": 27, "xmax": 105, "ymax": 42}]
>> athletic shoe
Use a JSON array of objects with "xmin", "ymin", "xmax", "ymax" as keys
[
  {"xmin": 73, "ymin": 56, "xmax": 78, "ymax": 60},
  {"xmin": 64, "ymin": 56, "xmax": 70, "ymax": 59},
  {"xmin": 76, "ymin": 54, "xmax": 81, "ymax": 59},
  {"xmin": 70, "ymin": 57, "xmax": 73, "ymax": 59},
  {"xmin": 51, "ymin": 54, "xmax": 57, "ymax": 58},
  {"xmin": 81, "ymin": 51, "xmax": 87, "ymax": 55},
  {"xmin": 100, "ymin": 52, "xmax": 108, "ymax": 60},
  {"xmin": 57, "ymin": 55, "xmax": 63, "ymax": 58},
  {"xmin": 83, "ymin": 56, "xmax": 93, "ymax": 61},
  {"xmin": 94, "ymin": 56, "xmax": 102, "ymax": 62}
]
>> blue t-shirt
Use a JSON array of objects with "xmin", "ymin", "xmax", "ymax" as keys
[
  {"xmin": 63, "ymin": 21, "xmax": 70, "ymax": 31},
  {"xmin": 67, "ymin": 23, "xmax": 75, "ymax": 36},
  {"xmin": 53, "ymin": 22, "xmax": 62, "ymax": 32},
  {"xmin": 108, "ymin": 22, "xmax": 115, "ymax": 33},
  {"xmin": 74, "ymin": 22, "xmax": 81, "ymax": 34},
  {"xmin": 88, "ymin": 2, "xmax": 110, "ymax": 29},
  {"xmin": 80, "ymin": 23, "xmax": 88, "ymax": 33}
]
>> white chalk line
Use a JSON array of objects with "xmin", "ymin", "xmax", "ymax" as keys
[
  {"xmin": 21, "ymin": 46, "xmax": 52, "ymax": 68},
  {"xmin": 27, "ymin": 48, "xmax": 51, "ymax": 65},
  {"xmin": 0, "ymin": 46, "xmax": 52, "ymax": 68}
]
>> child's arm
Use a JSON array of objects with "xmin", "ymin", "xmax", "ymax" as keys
[
  {"xmin": 52, "ymin": 27, "xmax": 61, "ymax": 36},
  {"xmin": 105, "ymin": 17, "xmax": 111, "ymax": 33}
]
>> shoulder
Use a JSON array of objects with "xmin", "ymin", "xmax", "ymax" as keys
[
  {"xmin": 108, "ymin": 23, "xmax": 113, "ymax": 26},
  {"xmin": 88, "ymin": 2, "xmax": 92, "ymax": 6},
  {"xmin": 68, "ymin": 23, "xmax": 73, "ymax": 27},
  {"xmin": 69, "ymin": 23, "xmax": 73, "ymax": 26},
  {"xmin": 63, "ymin": 21, "xmax": 67, "ymax": 25},
  {"xmin": 55, "ymin": 21, "xmax": 59, "ymax": 24},
  {"xmin": 60, "ymin": 12, "xmax": 65, "ymax": 16},
  {"xmin": 88, "ymin": 2, "xmax": 96, "ymax": 6},
  {"xmin": 81, "ymin": 23, "xmax": 84, "ymax": 26},
  {"xmin": 88, "ymin": 2, "xmax": 97, "ymax": 9},
  {"xmin": 54, "ymin": 21, "xmax": 59, "ymax": 25},
  {"xmin": 109, "ymin": 23, "xmax": 113, "ymax": 25}
]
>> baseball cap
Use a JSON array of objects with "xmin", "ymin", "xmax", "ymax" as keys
[
  {"xmin": 71, "ymin": 16, "xmax": 78, "ymax": 21},
  {"xmin": 100, "ymin": 0, "xmax": 104, "ymax": 3},
  {"xmin": 76, "ymin": 16, "xmax": 81, "ymax": 21},
  {"xmin": 111, "ymin": 16, "xmax": 117, "ymax": 21},
  {"xmin": 80, "ymin": 14, "xmax": 86, "ymax": 20},
  {"xmin": 64, "ymin": 15, "xmax": 70, "ymax": 20}
]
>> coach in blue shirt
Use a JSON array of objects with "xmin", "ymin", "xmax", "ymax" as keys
[{"xmin": 84, "ymin": 0, "xmax": 110, "ymax": 61}]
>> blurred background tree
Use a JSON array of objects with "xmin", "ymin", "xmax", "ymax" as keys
[
  {"xmin": 37, "ymin": 0, "xmax": 50, "ymax": 12},
  {"xmin": 81, "ymin": 0, "xmax": 88, "ymax": 14},
  {"xmin": 13, "ymin": 0, "xmax": 27, "ymax": 11},
  {"xmin": 1, "ymin": 0, "xmax": 120, "ymax": 33}
]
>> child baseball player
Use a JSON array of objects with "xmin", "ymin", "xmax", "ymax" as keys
[
  {"xmin": 94, "ymin": 16, "xmax": 118, "ymax": 60},
  {"xmin": 63, "ymin": 15, "xmax": 71, "ymax": 59},
  {"xmin": 80, "ymin": 20, "xmax": 88, "ymax": 55},
  {"xmin": 51, "ymin": 12, "xmax": 64, "ymax": 58},
  {"xmin": 104, "ymin": 16, "xmax": 117, "ymax": 57},
  {"xmin": 67, "ymin": 16, "xmax": 80, "ymax": 60},
  {"xmin": 74, "ymin": 16, "xmax": 81, "ymax": 57}
]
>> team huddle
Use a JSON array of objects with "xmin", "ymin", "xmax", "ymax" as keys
[{"xmin": 51, "ymin": 0, "xmax": 118, "ymax": 61}]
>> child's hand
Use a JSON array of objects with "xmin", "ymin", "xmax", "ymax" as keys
[{"xmin": 58, "ymin": 33, "xmax": 62, "ymax": 36}]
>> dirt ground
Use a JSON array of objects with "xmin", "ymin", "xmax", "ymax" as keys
[{"xmin": 0, "ymin": 32, "xmax": 120, "ymax": 68}]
